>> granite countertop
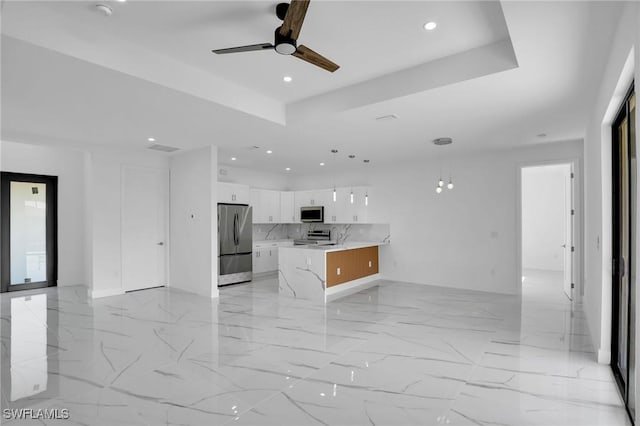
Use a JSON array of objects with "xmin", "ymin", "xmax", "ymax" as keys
[{"xmin": 280, "ymin": 241, "xmax": 389, "ymax": 252}]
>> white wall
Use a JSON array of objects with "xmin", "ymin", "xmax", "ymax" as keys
[
  {"xmin": 583, "ymin": 1, "xmax": 639, "ymax": 366},
  {"xmin": 522, "ymin": 164, "xmax": 568, "ymax": 272},
  {"xmin": 170, "ymin": 146, "xmax": 219, "ymax": 298},
  {"xmin": 1, "ymin": 141, "xmax": 87, "ymax": 286},
  {"xmin": 88, "ymin": 148, "xmax": 169, "ymax": 298},
  {"xmin": 290, "ymin": 140, "xmax": 583, "ymax": 295},
  {"xmin": 218, "ymin": 164, "xmax": 289, "ymax": 190}
]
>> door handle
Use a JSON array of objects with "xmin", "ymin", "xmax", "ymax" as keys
[
  {"xmin": 233, "ymin": 213, "xmax": 239, "ymax": 246},
  {"xmin": 561, "ymin": 244, "xmax": 566, "ymax": 248},
  {"xmin": 157, "ymin": 242, "xmax": 164, "ymax": 246},
  {"xmin": 621, "ymin": 257, "xmax": 626, "ymax": 278}
]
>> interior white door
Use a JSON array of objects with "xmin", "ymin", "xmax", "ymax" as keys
[
  {"xmin": 563, "ymin": 165, "xmax": 574, "ymax": 300},
  {"xmin": 122, "ymin": 167, "xmax": 167, "ymax": 292}
]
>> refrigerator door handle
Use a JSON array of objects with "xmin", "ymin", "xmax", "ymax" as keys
[{"xmin": 234, "ymin": 213, "xmax": 239, "ymax": 246}]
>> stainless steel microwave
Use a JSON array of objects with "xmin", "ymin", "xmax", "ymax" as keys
[{"xmin": 300, "ymin": 206, "xmax": 324, "ymax": 223}]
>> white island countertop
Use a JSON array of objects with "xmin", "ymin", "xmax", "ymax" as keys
[{"xmin": 280, "ymin": 241, "xmax": 389, "ymax": 252}]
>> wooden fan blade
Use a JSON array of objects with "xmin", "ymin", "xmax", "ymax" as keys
[
  {"xmin": 279, "ymin": 0, "xmax": 310, "ymax": 40},
  {"xmin": 292, "ymin": 45, "xmax": 340, "ymax": 72},
  {"xmin": 212, "ymin": 43, "xmax": 274, "ymax": 54}
]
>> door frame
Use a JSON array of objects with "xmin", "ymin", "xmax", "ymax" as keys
[
  {"xmin": 516, "ymin": 158, "xmax": 582, "ymax": 298},
  {"xmin": 0, "ymin": 172, "xmax": 58, "ymax": 293},
  {"xmin": 610, "ymin": 82, "xmax": 635, "ymax": 416}
]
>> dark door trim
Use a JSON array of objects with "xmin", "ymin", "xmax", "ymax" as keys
[
  {"xmin": 611, "ymin": 81, "xmax": 635, "ymax": 422},
  {"xmin": 1, "ymin": 172, "xmax": 58, "ymax": 293}
]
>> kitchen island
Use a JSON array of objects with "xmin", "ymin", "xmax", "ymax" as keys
[{"xmin": 278, "ymin": 242, "xmax": 385, "ymax": 302}]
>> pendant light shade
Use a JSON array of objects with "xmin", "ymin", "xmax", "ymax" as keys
[
  {"xmin": 350, "ymin": 190, "xmax": 354, "ymax": 204},
  {"xmin": 436, "ymin": 186, "xmax": 443, "ymax": 194},
  {"xmin": 365, "ymin": 193, "xmax": 369, "ymax": 206},
  {"xmin": 438, "ymin": 178, "xmax": 444, "ymax": 188},
  {"xmin": 333, "ymin": 187, "xmax": 337, "ymax": 202},
  {"xmin": 447, "ymin": 179, "xmax": 454, "ymax": 190}
]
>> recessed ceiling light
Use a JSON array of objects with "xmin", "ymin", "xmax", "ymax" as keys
[
  {"xmin": 283, "ymin": 76, "xmax": 292, "ymax": 83},
  {"xmin": 147, "ymin": 137, "xmax": 156, "ymax": 142},
  {"xmin": 424, "ymin": 21, "xmax": 437, "ymax": 31},
  {"xmin": 285, "ymin": 167, "xmax": 291, "ymax": 171},
  {"xmin": 537, "ymin": 133, "xmax": 547, "ymax": 138},
  {"xmin": 231, "ymin": 157, "xmax": 237, "ymax": 161},
  {"xmin": 320, "ymin": 162, "xmax": 325, "ymax": 166},
  {"xmin": 266, "ymin": 150, "xmax": 273, "ymax": 154}
]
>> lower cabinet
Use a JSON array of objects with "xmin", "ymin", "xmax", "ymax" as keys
[
  {"xmin": 253, "ymin": 244, "xmax": 281, "ymax": 274},
  {"xmin": 326, "ymin": 246, "xmax": 379, "ymax": 287}
]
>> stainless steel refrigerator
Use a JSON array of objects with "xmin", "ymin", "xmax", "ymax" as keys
[{"xmin": 218, "ymin": 203, "xmax": 252, "ymax": 286}]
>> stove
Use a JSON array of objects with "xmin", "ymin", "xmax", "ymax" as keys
[{"xmin": 293, "ymin": 229, "xmax": 335, "ymax": 246}]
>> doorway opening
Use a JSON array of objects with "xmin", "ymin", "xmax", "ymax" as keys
[
  {"xmin": 611, "ymin": 82, "xmax": 635, "ymax": 421},
  {"xmin": 520, "ymin": 163, "xmax": 574, "ymax": 302},
  {"xmin": 1, "ymin": 172, "xmax": 58, "ymax": 293}
]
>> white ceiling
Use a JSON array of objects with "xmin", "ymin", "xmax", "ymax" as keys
[{"xmin": 0, "ymin": 1, "xmax": 624, "ymax": 175}]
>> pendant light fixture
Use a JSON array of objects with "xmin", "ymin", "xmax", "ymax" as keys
[
  {"xmin": 348, "ymin": 155, "xmax": 356, "ymax": 204},
  {"xmin": 331, "ymin": 149, "xmax": 338, "ymax": 202},
  {"xmin": 433, "ymin": 137, "xmax": 454, "ymax": 194},
  {"xmin": 363, "ymin": 159, "xmax": 370, "ymax": 206}
]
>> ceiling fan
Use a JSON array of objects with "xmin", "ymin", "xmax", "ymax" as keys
[{"xmin": 212, "ymin": 0, "xmax": 339, "ymax": 73}]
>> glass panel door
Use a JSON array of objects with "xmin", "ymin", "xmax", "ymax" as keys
[
  {"xmin": 1, "ymin": 173, "xmax": 57, "ymax": 293},
  {"xmin": 10, "ymin": 182, "xmax": 48, "ymax": 285},
  {"xmin": 612, "ymin": 83, "xmax": 635, "ymax": 422}
]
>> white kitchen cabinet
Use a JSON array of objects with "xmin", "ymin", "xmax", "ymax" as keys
[
  {"xmin": 250, "ymin": 189, "xmax": 281, "ymax": 223},
  {"xmin": 328, "ymin": 186, "xmax": 370, "ymax": 223},
  {"xmin": 253, "ymin": 242, "xmax": 281, "ymax": 274},
  {"xmin": 347, "ymin": 187, "xmax": 369, "ymax": 223},
  {"xmin": 218, "ymin": 182, "xmax": 250, "ymax": 204},
  {"xmin": 280, "ymin": 191, "xmax": 296, "ymax": 223},
  {"xmin": 294, "ymin": 189, "xmax": 331, "ymax": 222}
]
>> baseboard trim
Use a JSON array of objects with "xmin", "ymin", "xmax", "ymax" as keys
[
  {"xmin": 325, "ymin": 274, "xmax": 382, "ymax": 301},
  {"xmin": 91, "ymin": 288, "xmax": 125, "ymax": 299},
  {"xmin": 597, "ymin": 348, "xmax": 611, "ymax": 364}
]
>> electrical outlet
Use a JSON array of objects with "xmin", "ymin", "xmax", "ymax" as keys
[
  {"xmin": 337, "ymin": 267, "xmax": 341, "ymax": 275},
  {"xmin": 369, "ymin": 261, "xmax": 372, "ymax": 267},
  {"xmin": 306, "ymin": 256, "xmax": 311, "ymax": 266}
]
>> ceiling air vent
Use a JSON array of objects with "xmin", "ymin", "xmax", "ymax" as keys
[
  {"xmin": 148, "ymin": 144, "xmax": 180, "ymax": 153},
  {"xmin": 375, "ymin": 114, "xmax": 398, "ymax": 122}
]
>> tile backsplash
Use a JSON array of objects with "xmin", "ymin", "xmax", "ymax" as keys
[{"xmin": 253, "ymin": 223, "xmax": 390, "ymax": 244}]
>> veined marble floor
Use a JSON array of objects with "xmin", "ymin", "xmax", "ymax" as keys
[{"xmin": 0, "ymin": 273, "xmax": 630, "ymax": 426}]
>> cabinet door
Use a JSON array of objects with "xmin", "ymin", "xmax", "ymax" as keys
[
  {"xmin": 265, "ymin": 190, "xmax": 281, "ymax": 223},
  {"xmin": 351, "ymin": 187, "xmax": 369, "ymax": 223},
  {"xmin": 218, "ymin": 182, "xmax": 250, "ymax": 204},
  {"xmin": 280, "ymin": 192, "xmax": 295, "ymax": 223},
  {"xmin": 294, "ymin": 191, "xmax": 311, "ymax": 222},
  {"xmin": 218, "ymin": 183, "xmax": 234, "ymax": 203},
  {"xmin": 234, "ymin": 185, "xmax": 250, "ymax": 204},
  {"xmin": 250, "ymin": 189, "xmax": 264, "ymax": 223},
  {"xmin": 253, "ymin": 248, "xmax": 269, "ymax": 274},
  {"xmin": 326, "ymin": 249, "xmax": 356, "ymax": 286},
  {"xmin": 267, "ymin": 246, "xmax": 279, "ymax": 272}
]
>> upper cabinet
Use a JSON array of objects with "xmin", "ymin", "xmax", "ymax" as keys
[
  {"xmin": 294, "ymin": 189, "xmax": 330, "ymax": 222},
  {"xmin": 221, "ymin": 184, "xmax": 380, "ymax": 224},
  {"xmin": 250, "ymin": 189, "xmax": 281, "ymax": 223},
  {"xmin": 280, "ymin": 191, "xmax": 296, "ymax": 224},
  {"xmin": 325, "ymin": 187, "xmax": 370, "ymax": 223},
  {"xmin": 218, "ymin": 182, "xmax": 250, "ymax": 204}
]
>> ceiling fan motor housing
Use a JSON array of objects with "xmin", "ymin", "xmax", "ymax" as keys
[{"xmin": 274, "ymin": 27, "xmax": 297, "ymax": 55}]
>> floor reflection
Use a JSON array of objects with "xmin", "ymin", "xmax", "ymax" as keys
[{"xmin": 10, "ymin": 294, "xmax": 48, "ymax": 401}]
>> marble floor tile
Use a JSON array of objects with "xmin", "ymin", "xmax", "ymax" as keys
[{"xmin": 0, "ymin": 272, "xmax": 631, "ymax": 425}]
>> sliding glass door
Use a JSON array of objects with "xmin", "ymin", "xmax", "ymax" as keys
[
  {"xmin": 612, "ymin": 83, "xmax": 636, "ymax": 421},
  {"xmin": 1, "ymin": 172, "xmax": 58, "ymax": 292}
]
